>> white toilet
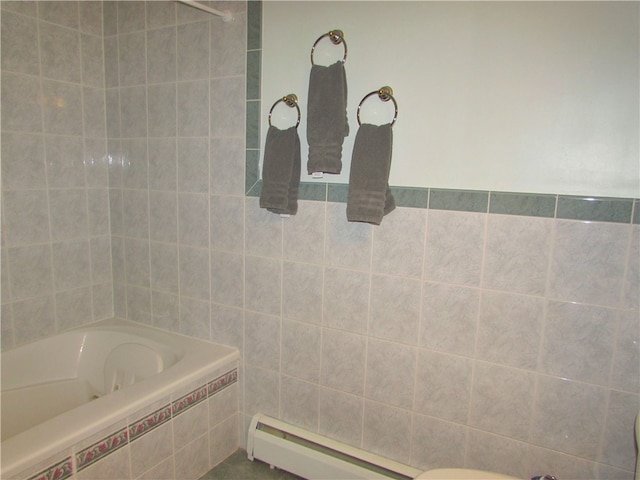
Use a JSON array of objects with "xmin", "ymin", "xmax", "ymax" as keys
[{"xmin": 416, "ymin": 468, "xmax": 518, "ymax": 479}]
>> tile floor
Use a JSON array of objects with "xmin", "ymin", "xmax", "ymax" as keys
[{"xmin": 200, "ymin": 449, "xmax": 304, "ymax": 480}]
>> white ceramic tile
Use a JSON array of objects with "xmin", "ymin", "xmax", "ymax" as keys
[
  {"xmin": 146, "ymin": 1, "xmax": 176, "ymax": 29},
  {"xmin": 372, "ymin": 207, "xmax": 426, "ymax": 278},
  {"xmin": 525, "ymin": 444, "xmax": 597, "ymax": 480},
  {"xmin": 1, "ymin": 132, "xmax": 46, "ymax": 190},
  {"xmin": 147, "ymin": 84, "xmax": 177, "ymax": 137},
  {"xmin": 177, "ymin": 21, "xmax": 210, "ymax": 81},
  {"xmin": 211, "ymin": 250, "xmax": 243, "ymax": 307},
  {"xmin": 124, "ymin": 238, "xmax": 150, "ymax": 287},
  {"xmin": 121, "ymin": 138, "xmax": 148, "ymax": 189},
  {"xmin": 283, "ymin": 200, "xmax": 326, "ymax": 265},
  {"xmin": 245, "ymin": 197, "xmax": 283, "ymax": 258},
  {"xmin": 244, "ymin": 310, "xmax": 280, "ymax": 370},
  {"xmin": 118, "ymin": 31, "xmax": 146, "ymax": 86},
  {"xmin": 281, "ymin": 319, "xmax": 321, "ymax": 382},
  {"xmin": 365, "ymin": 338, "xmax": 416, "ymax": 408},
  {"xmin": 81, "ymin": 34, "xmax": 105, "ymax": 88},
  {"xmin": 540, "ymin": 300, "xmax": 617, "ymax": 385},
  {"xmin": 210, "ymin": 76, "xmax": 245, "ymax": 138},
  {"xmin": 210, "ymin": 137, "xmax": 245, "ymax": 196},
  {"xmin": 282, "ymin": 261, "xmax": 323, "ymax": 325},
  {"xmin": 79, "ymin": 2, "xmax": 103, "ymax": 36},
  {"xmin": 122, "ymin": 190, "xmax": 149, "ymax": 239},
  {"xmin": 599, "ymin": 390, "xmax": 639, "ymax": 471},
  {"xmin": 178, "ymin": 193, "xmax": 209, "ymax": 248},
  {"xmin": 90, "ymin": 236, "xmax": 112, "ymax": 284},
  {"xmin": 210, "ymin": 10, "xmax": 246, "ymax": 77},
  {"xmin": 244, "ymin": 255, "xmax": 281, "ymax": 315},
  {"xmin": 468, "ymin": 361, "xmax": 535, "ymax": 441},
  {"xmin": 322, "ymin": 267, "xmax": 370, "ymax": 334},
  {"xmin": 11, "ymin": 295, "xmax": 56, "ymax": 345},
  {"xmin": 414, "ymin": 349, "xmax": 472, "ymax": 423},
  {"xmin": 119, "ymin": 86, "xmax": 147, "ymax": 138},
  {"xmin": 483, "ymin": 214, "xmax": 553, "ymax": 295},
  {"xmin": 320, "ymin": 328, "xmax": 366, "ymax": 395},
  {"xmin": 369, "ymin": 274, "xmax": 421, "ymax": 345},
  {"xmin": 362, "ymin": 400, "xmax": 412, "ymax": 465},
  {"xmin": 410, "ymin": 413, "xmax": 467, "ymax": 470},
  {"xmin": 549, "ymin": 220, "xmax": 630, "ymax": 308},
  {"xmin": 42, "ymin": 80, "xmax": 83, "ymax": 136},
  {"xmin": 125, "ymin": 284, "xmax": 152, "ymax": 324},
  {"xmin": 318, "ymin": 387, "xmax": 364, "ymax": 448},
  {"xmin": 210, "ymin": 194, "xmax": 244, "ymax": 253},
  {"xmin": 1, "ymin": 72, "xmax": 42, "ymax": 133},
  {"xmin": 178, "ymin": 138, "xmax": 209, "ymax": 193},
  {"xmin": 325, "ymin": 202, "xmax": 372, "ymax": 271},
  {"xmin": 622, "ymin": 226, "xmax": 639, "ymax": 310},
  {"xmin": 179, "ymin": 246, "xmax": 210, "ymax": 300},
  {"xmin": 530, "ymin": 375, "xmax": 608, "ymax": 459},
  {"xmin": 51, "ymin": 240, "xmax": 91, "ymax": 291},
  {"xmin": 465, "ymin": 429, "xmax": 528, "ymax": 478},
  {"xmin": 39, "ymin": 21, "xmax": 81, "ymax": 83},
  {"xmin": 38, "ymin": 0, "xmax": 79, "ymax": 28},
  {"xmin": 130, "ymin": 422, "xmax": 174, "ymax": 479},
  {"xmin": 420, "ymin": 282, "xmax": 479, "ymax": 355},
  {"xmin": 87, "ymin": 189, "xmax": 110, "ymax": 237},
  {"xmin": 177, "ymin": 81, "xmax": 209, "ymax": 137},
  {"xmin": 280, "ymin": 375, "xmax": 320, "ymax": 432},
  {"xmin": 1, "ymin": 11, "xmax": 39, "ymax": 75},
  {"xmin": 149, "ymin": 191, "xmax": 177, "ymax": 243},
  {"xmin": 244, "ymin": 365, "xmax": 280, "ymax": 418},
  {"xmin": 2, "ymin": 190, "xmax": 51, "ymax": 246},
  {"xmin": 424, "ymin": 210, "xmax": 485, "ymax": 286},
  {"xmin": 174, "ymin": 432, "xmax": 210, "ymax": 480},
  {"xmin": 146, "ymin": 26, "xmax": 177, "ymax": 84},
  {"xmin": 150, "ymin": 242, "xmax": 179, "ymax": 294},
  {"xmin": 116, "ymin": 1, "xmax": 145, "ymax": 34},
  {"xmin": 151, "ymin": 290, "xmax": 179, "ymax": 332},
  {"xmin": 83, "ymin": 87, "xmax": 107, "ymax": 138},
  {"xmin": 45, "ymin": 134, "xmax": 85, "ymax": 188},
  {"xmin": 611, "ymin": 309, "xmax": 640, "ymax": 393},
  {"xmin": 55, "ymin": 286, "xmax": 92, "ymax": 331},
  {"xmin": 208, "ymin": 381, "xmax": 238, "ymax": 428},
  {"xmin": 211, "ymin": 304, "xmax": 243, "ymax": 349},
  {"xmin": 476, "ymin": 291, "xmax": 544, "ymax": 370}
]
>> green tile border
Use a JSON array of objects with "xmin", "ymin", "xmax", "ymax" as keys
[
  {"xmin": 557, "ymin": 196, "xmax": 634, "ymax": 224},
  {"xmin": 489, "ymin": 192, "xmax": 556, "ymax": 218},
  {"xmin": 244, "ymin": 1, "xmax": 638, "ymax": 224}
]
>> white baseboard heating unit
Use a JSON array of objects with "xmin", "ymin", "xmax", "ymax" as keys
[{"xmin": 247, "ymin": 413, "xmax": 422, "ymax": 480}]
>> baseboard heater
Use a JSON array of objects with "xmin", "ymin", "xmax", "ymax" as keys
[{"xmin": 247, "ymin": 413, "xmax": 422, "ymax": 480}]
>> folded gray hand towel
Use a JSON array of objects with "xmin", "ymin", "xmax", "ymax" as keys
[
  {"xmin": 347, "ymin": 123, "xmax": 396, "ymax": 225},
  {"xmin": 260, "ymin": 125, "xmax": 301, "ymax": 215},
  {"xmin": 306, "ymin": 61, "xmax": 349, "ymax": 175}
]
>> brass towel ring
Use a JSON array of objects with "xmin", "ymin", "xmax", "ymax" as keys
[
  {"xmin": 268, "ymin": 94, "xmax": 301, "ymax": 128},
  {"xmin": 310, "ymin": 29, "xmax": 347, "ymax": 65},
  {"xmin": 357, "ymin": 86, "xmax": 398, "ymax": 126}
]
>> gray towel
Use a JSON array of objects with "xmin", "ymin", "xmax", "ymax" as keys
[
  {"xmin": 346, "ymin": 123, "xmax": 395, "ymax": 225},
  {"xmin": 260, "ymin": 125, "xmax": 301, "ymax": 215},
  {"xmin": 306, "ymin": 61, "xmax": 349, "ymax": 175}
]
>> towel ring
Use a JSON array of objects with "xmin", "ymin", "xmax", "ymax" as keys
[
  {"xmin": 357, "ymin": 86, "xmax": 398, "ymax": 126},
  {"xmin": 268, "ymin": 94, "xmax": 301, "ymax": 128},
  {"xmin": 310, "ymin": 29, "xmax": 347, "ymax": 65}
]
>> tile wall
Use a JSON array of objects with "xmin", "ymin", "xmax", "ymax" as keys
[
  {"xmin": 1, "ymin": 2, "xmax": 639, "ymax": 480},
  {"xmin": 1, "ymin": 0, "xmax": 113, "ymax": 348}
]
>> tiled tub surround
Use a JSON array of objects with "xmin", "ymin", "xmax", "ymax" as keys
[
  {"xmin": 1, "ymin": 1, "xmax": 638, "ymax": 480},
  {"xmin": 1, "ymin": 318, "xmax": 239, "ymax": 480}
]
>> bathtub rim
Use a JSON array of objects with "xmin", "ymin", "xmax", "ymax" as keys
[{"xmin": 0, "ymin": 317, "xmax": 240, "ymax": 478}]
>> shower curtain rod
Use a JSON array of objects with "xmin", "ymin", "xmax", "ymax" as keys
[{"xmin": 176, "ymin": 0, "xmax": 233, "ymax": 22}]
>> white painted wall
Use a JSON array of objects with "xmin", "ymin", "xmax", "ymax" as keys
[{"xmin": 261, "ymin": 1, "xmax": 639, "ymax": 197}]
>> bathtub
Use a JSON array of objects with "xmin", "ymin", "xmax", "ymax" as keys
[{"xmin": 1, "ymin": 318, "xmax": 240, "ymax": 480}]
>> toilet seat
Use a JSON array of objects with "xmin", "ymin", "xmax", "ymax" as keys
[{"xmin": 416, "ymin": 468, "xmax": 519, "ymax": 479}]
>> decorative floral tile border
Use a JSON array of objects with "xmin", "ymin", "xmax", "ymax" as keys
[{"xmin": 27, "ymin": 368, "xmax": 238, "ymax": 480}]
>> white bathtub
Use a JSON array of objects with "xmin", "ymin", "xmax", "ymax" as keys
[{"xmin": 1, "ymin": 318, "xmax": 240, "ymax": 480}]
